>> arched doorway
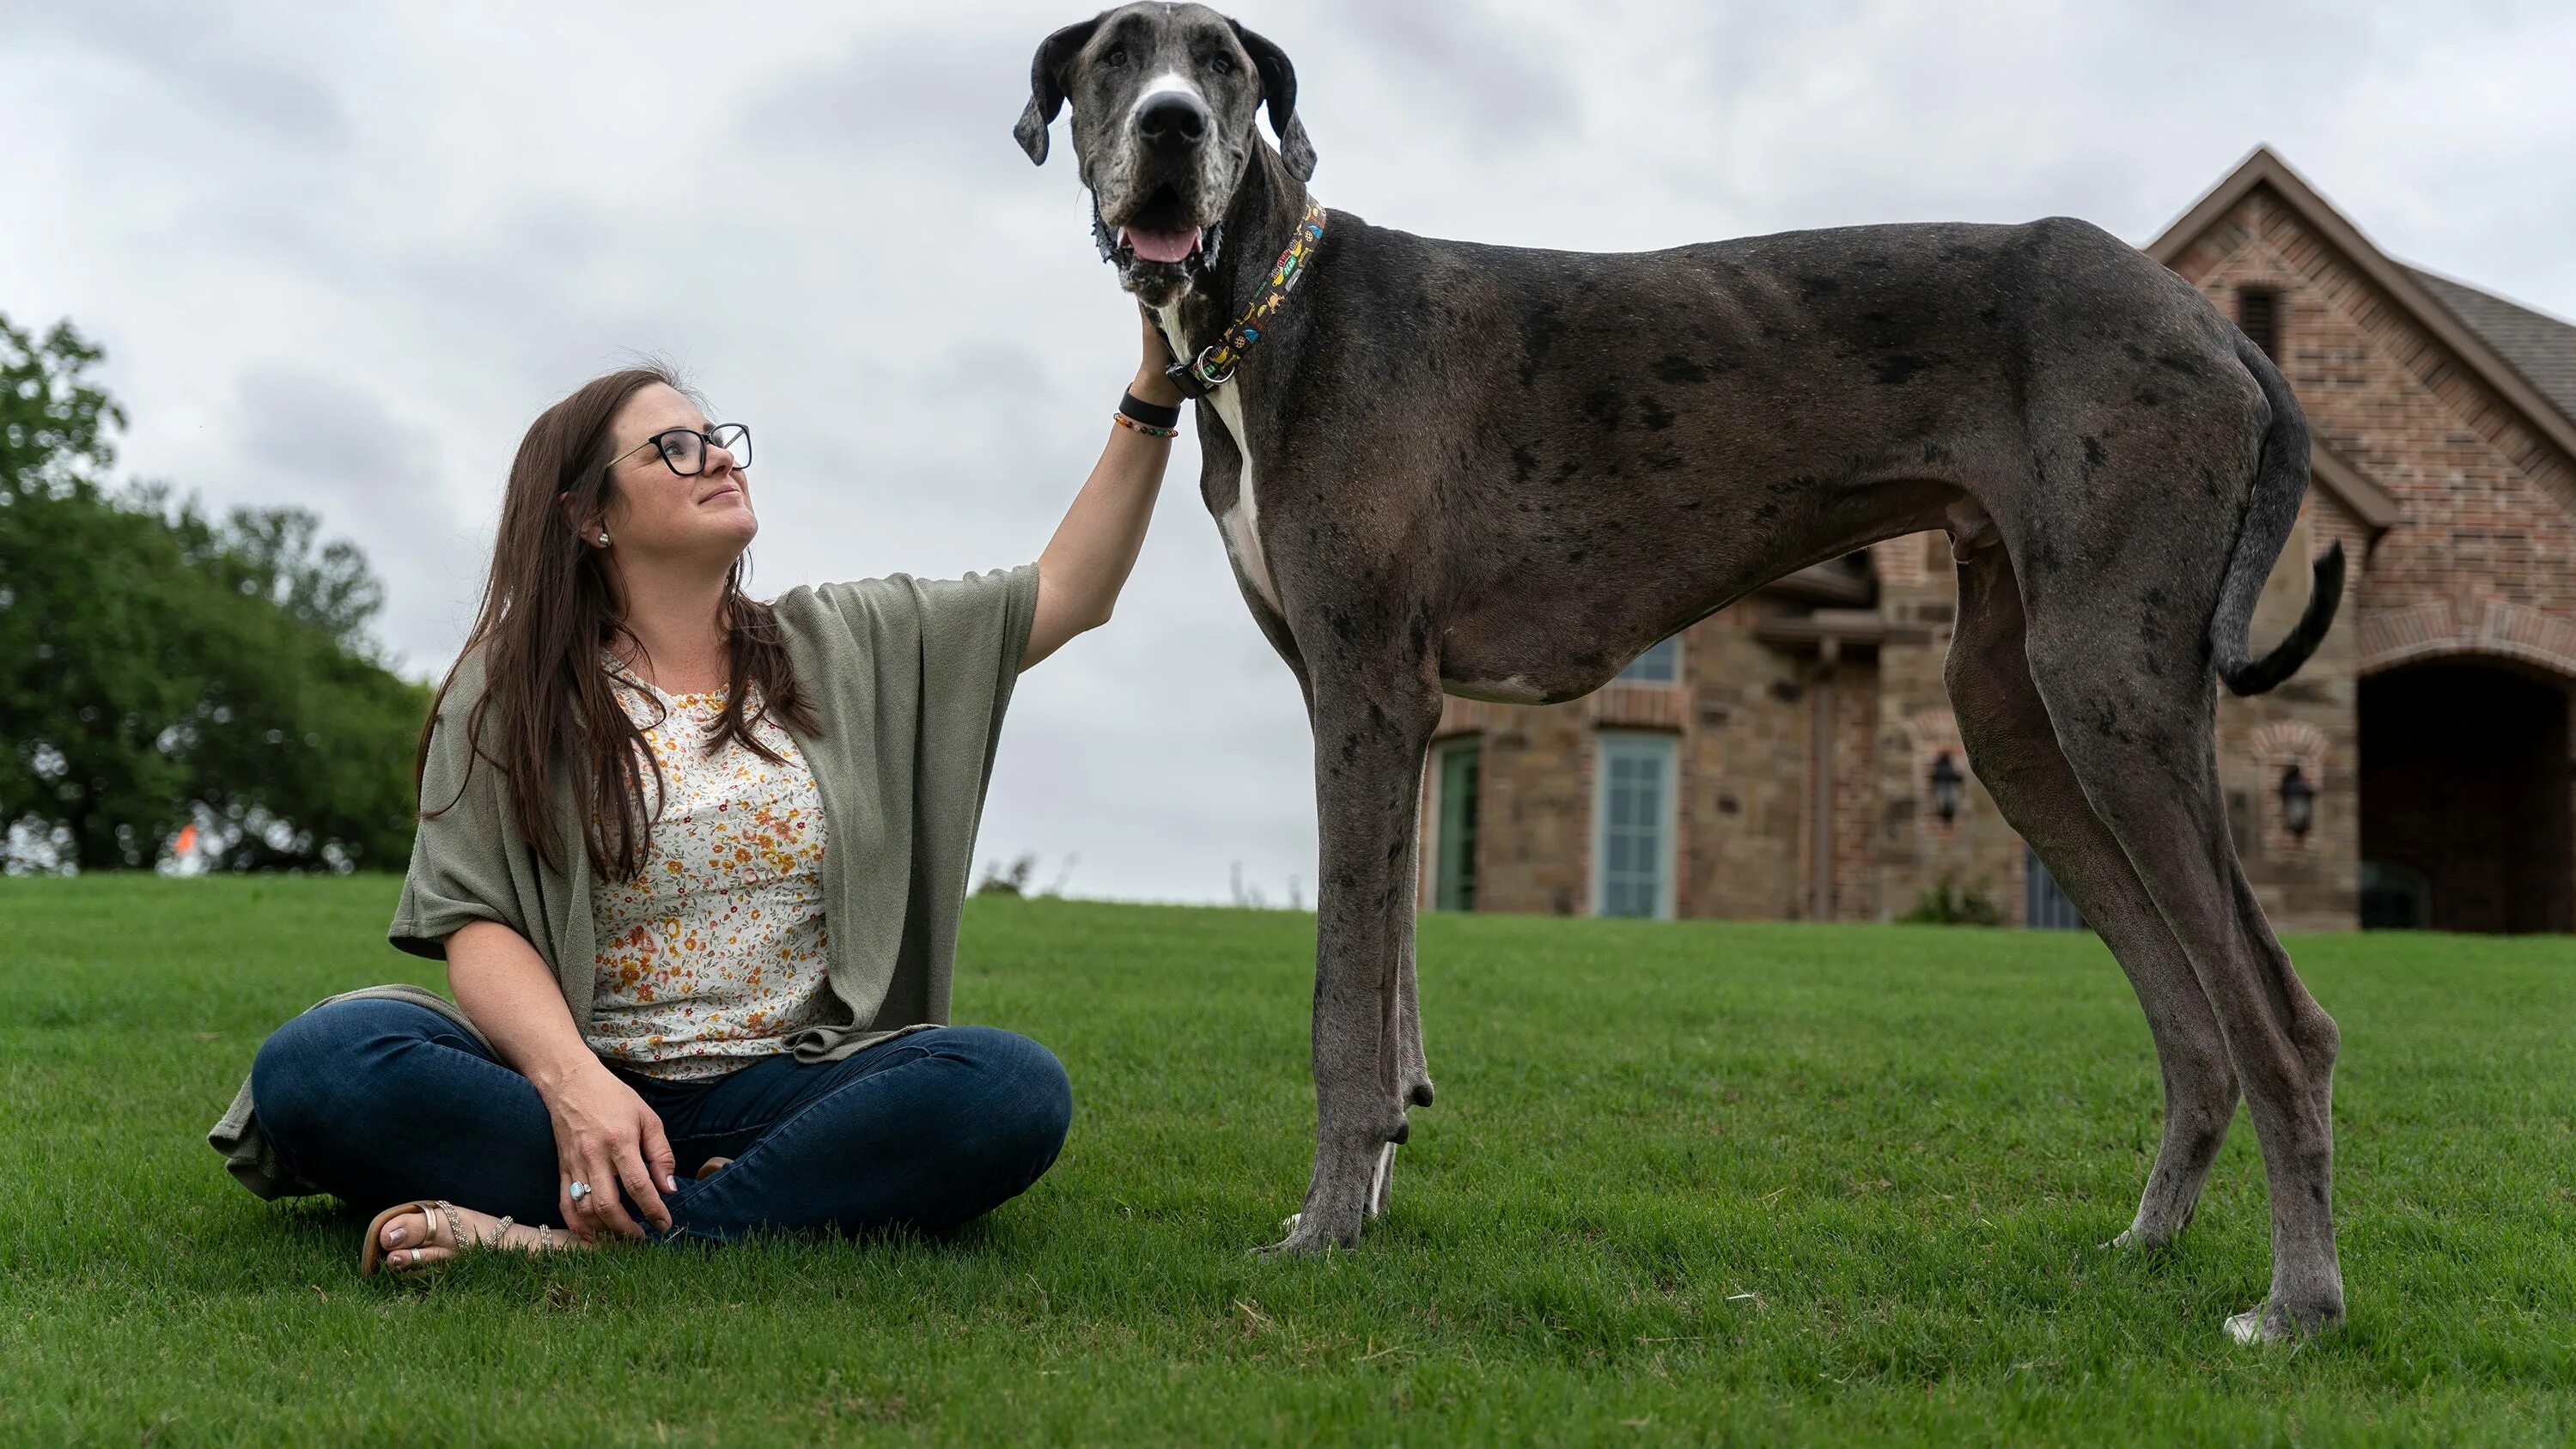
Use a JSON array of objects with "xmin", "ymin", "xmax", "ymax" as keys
[{"xmin": 2359, "ymin": 661, "xmax": 2575, "ymax": 933}]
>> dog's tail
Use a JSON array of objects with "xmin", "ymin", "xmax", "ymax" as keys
[{"xmin": 2212, "ymin": 334, "xmax": 2345, "ymax": 697}]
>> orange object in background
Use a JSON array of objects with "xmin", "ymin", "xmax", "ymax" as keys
[{"xmin": 174, "ymin": 823, "xmax": 198, "ymax": 855}]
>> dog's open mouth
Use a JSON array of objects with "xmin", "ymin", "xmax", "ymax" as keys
[
  {"xmin": 1122, "ymin": 225, "xmax": 1201, "ymax": 263},
  {"xmin": 1111, "ymin": 185, "xmax": 1203, "ymax": 260},
  {"xmin": 1096, "ymin": 186, "xmax": 1222, "ymax": 294}
]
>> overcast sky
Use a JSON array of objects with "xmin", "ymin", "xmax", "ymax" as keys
[{"xmin": 6, "ymin": 0, "xmax": 2571, "ymax": 904}]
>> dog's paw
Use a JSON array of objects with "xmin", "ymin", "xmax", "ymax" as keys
[
  {"xmin": 1253, "ymin": 1209, "xmax": 1361, "ymax": 1258},
  {"xmin": 2224, "ymin": 1300, "xmax": 2343, "ymax": 1344},
  {"xmin": 1249, "ymin": 1212, "xmax": 1305, "ymax": 1259},
  {"xmin": 2104, "ymin": 1221, "xmax": 2186, "ymax": 1253}
]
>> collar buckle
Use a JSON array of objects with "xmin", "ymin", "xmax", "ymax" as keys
[{"xmin": 1165, "ymin": 347, "xmax": 1235, "ymax": 399}]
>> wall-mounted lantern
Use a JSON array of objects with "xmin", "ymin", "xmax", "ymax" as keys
[
  {"xmin": 1928, "ymin": 752, "xmax": 1964, "ymax": 825},
  {"xmin": 2279, "ymin": 764, "xmax": 2316, "ymax": 838}
]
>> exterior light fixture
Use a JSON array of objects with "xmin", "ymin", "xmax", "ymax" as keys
[
  {"xmin": 1928, "ymin": 752, "xmax": 1964, "ymax": 825},
  {"xmin": 2280, "ymin": 764, "xmax": 2316, "ymax": 838}
]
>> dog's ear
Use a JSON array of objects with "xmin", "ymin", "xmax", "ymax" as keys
[
  {"xmin": 1014, "ymin": 18, "xmax": 1100, "ymax": 166},
  {"xmin": 1229, "ymin": 20, "xmax": 1316, "ymax": 181}
]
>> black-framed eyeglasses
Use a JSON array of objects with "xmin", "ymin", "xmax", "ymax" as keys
[{"xmin": 608, "ymin": 423, "xmax": 752, "ymax": 478}]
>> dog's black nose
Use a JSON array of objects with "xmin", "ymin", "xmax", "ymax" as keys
[{"xmin": 1136, "ymin": 93, "xmax": 1209, "ymax": 152}]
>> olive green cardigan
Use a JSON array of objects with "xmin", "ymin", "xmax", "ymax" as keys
[{"xmin": 207, "ymin": 564, "xmax": 1040, "ymax": 1198}]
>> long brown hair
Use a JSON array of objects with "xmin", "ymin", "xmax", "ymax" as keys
[{"xmin": 414, "ymin": 364, "xmax": 823, "ymax": 881}]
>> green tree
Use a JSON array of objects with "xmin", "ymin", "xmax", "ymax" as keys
[
  {"xmin": 146, "ymin": 487, "xmax": 390, "ymax": 661},
  {"xmin": 1, "ymin": 313, "xmax": 430, "ymax": 873},
  {"xmin": 0, "ymin": 315, "xmax": 123, "ymax": 490}
]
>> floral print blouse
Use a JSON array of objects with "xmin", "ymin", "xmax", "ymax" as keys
[{"xmin": 586, "ymin": 651, "xmax": 832, "ymax": 1080}]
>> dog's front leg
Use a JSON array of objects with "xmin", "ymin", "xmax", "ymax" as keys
[{"xmin": 1263, "ymin": 673, "xmax": 1440, "ymax": 1255}]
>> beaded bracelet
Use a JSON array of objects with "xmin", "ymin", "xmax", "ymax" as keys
[
  {"xmin": 1116, "ymin": 389, "xmax": 1181, "ymax": 437},
  {"xmin": 1111, "ymin": 411, "xmax": 1178, "ymax": 438}
]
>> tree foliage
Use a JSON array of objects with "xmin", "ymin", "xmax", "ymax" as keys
[
  {"xmin": 1, "ymin": 312, "xmax": 431, "ymax": 873},
  {"xmin": 148, "ymin": 485, "xmax": 393, "ymax": 661}
]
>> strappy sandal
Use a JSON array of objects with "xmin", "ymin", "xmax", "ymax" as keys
[{"xmin": 358, "ymin": 1198, "xmax": 563, "ymax": 1276}]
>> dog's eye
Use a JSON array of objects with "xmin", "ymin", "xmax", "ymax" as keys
[
  {"xmin": 1208, "ymin": 54, "xmax": 1235, "ymax": 75},
  {"xmin": 1105, "ymin": 45, "xmax": 1128, "ymax": 66}
]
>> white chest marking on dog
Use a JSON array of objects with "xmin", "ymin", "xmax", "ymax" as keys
[
  {"xmin": 1149, "ymin": 305, "xmax": 1189, "ymax": 369},
  {"xmin": 1205, "ymin": 386, "xmax": 1282, "ymax": 616},
  {"xmin": 1156, "ymin": 303, "xmax": 1283, "ymax": 618}
]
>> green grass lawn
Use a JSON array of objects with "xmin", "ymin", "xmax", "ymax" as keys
[{"xmin": 2, "ymin": 875, "xmax": 2570, "ymax": 1445}]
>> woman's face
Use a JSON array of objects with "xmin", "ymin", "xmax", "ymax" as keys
[{"xmin": 594, "ymin": 382, "xmax": 758, "ymax": 564}]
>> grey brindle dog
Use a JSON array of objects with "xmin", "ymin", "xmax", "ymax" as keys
[{"xmin": 1014, "ymin": 4, "xmax": 2350, "ymax": 1342}]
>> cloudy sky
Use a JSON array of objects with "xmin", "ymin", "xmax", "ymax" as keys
[{"xmin": 6, "ymin": 0, "xmax": 2570, "ymax": 903}]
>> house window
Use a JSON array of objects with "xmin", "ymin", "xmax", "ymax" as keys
[
  {"xmin": 2237, "ymin": 286, "xmax": 2281, "ymax": 360},
  {"xmin": 1616, "ymin": 635, "xmax": 1681, "ymax": 684},
  {"xmin": 1431, "ymin": 739, "xmax": 1480, "ymax": 911},
  {"xmin": 1594, "ymin": 732, "xmax": 1678, "ymax": 918},
  {"xmin": 2023, "ymin": 846, "xmax": 2086, "ymax": 930}
]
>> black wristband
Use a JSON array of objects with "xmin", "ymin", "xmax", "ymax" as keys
[{"xmin": 1118, "ymin": 390, "xmax": 1182, "ymax": 429}]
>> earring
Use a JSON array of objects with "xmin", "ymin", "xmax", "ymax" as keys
[{"xmin": 598, "ymin": 531, "xmax": 610, "ymax": 547}]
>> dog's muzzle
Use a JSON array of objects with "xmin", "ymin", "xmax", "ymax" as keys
[{"xmin": 1093, "ymin": 196, "xmax": 1225, "ymax": 302}]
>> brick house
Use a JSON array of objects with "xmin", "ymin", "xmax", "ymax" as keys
[{"xmin": 1416, "ymin": 148, "xmax": 2576, "ymax": 934}]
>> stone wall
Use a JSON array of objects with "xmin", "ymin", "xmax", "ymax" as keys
[
  {"xmin": 1868, "ymin": 533, "xmax": 2025, "ymax": 925},
  {"xmin": 1826, "ymin": 660, "xmax": 1881, "ymax": 920},
  {"xmin": 2168, "ymin": 188, "xmax": 2576, "ymax": 669},
  {"xmin": 2210, "ymin": 509, "xmax": 2365, "ymax": 931},
  {"xmin": 1423, "ymin": 692, "xmax": 1590, "ymax": 917},
  {"xmin": 1424, "ymin": 600, "xmax": 1813, "ymax": 919},
  {"xmin": 1684, "ymin": 605, "xmax": 1811, "ymax": 920},
  {"xmin": 2169, "ymin": 185, "xmax": 2576, "ymax": 928}
]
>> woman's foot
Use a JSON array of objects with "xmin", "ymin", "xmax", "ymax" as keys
[{"xmin": 372, "ymin": 1199, "xmax": 594, "ymax": 1273}]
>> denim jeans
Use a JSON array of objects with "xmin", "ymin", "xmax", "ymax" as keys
[{"xmin": 248, "ymin": 998, "xmax": 1072, "ymax": 1244}]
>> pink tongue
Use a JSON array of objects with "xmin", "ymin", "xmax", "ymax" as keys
[{"xmin": 1122, "ymin": 226, "xmax": 1202, "ymax": 264}]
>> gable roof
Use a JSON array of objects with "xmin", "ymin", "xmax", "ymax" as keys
[
  {"xmin": 2405, "ymin": 266, "xmax": 2576, "ymax": 429},
  {"xmin": 2145, "ymin": 146, "xmax": 2576, "ymax": 479}
]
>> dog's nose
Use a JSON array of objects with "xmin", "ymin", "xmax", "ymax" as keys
[{"xmin": 1136, "ymin": 93, "xmax": 1210, "ymax": 152}]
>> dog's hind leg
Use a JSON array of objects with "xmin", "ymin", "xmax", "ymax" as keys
[
  {"xmin": 2015, "ymin": 551, "xmax": 2344, "ymax": 1342},
  {"xmin": 1265, "ymin": 667, "xmax": 1444, "ymax": 1254},
  {"xmin": 1946, "ymin": 542, "xmax": 2238, "ymax": 1250},
  {"xmin": 1371, "ymin": 874, "xmax": 1435, "ymax": 1221}
]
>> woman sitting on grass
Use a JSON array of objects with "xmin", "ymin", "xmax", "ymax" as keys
[{"xmin": 222, "ymin": 313, "xmax": 1187, "ymax": 1271}]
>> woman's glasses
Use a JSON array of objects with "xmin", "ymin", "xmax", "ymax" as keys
[{"xmin": 609, "ymin": 423, "xmax": 752, "ymax": 478}]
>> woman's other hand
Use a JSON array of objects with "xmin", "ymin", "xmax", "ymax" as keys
[
  {"xmin": 537, "ymin": 1060, "xmax": 679, "ymax": 1240},
  {"xmin": 442, "ymin": 921, "xmax": 678, "ymax": 1240},
  {"xmin": 1132, "ymin": 307, "xmax": 1184, "ymax": 408}
]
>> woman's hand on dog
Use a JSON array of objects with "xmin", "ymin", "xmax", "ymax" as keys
[{"xmin": 1131, "ymin": 306, "xmax": 1184, "ymax": 408}]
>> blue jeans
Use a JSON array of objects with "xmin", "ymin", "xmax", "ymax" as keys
[{"xmin": 249, "ymin": 999, "xmax": 1072, "ymax": 1244}]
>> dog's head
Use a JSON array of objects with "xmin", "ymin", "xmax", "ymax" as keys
[{"xmin": 1014, "ymin": 3, "xmax": 1315, "ymax": 308}]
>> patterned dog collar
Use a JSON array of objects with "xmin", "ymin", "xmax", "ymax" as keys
[{"xmin": 1165, "ymin": 199, "xmax": 1329, "ymax": 399}]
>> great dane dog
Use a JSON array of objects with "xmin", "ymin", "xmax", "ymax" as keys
[{"xmin": 1014, "ymin": 3, "xmax": 2349, "ymax": 1342}]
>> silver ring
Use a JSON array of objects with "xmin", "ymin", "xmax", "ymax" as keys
[{"xmin": 569, "ymin": 1180, "xmax": 592, "ymax": 1202}]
